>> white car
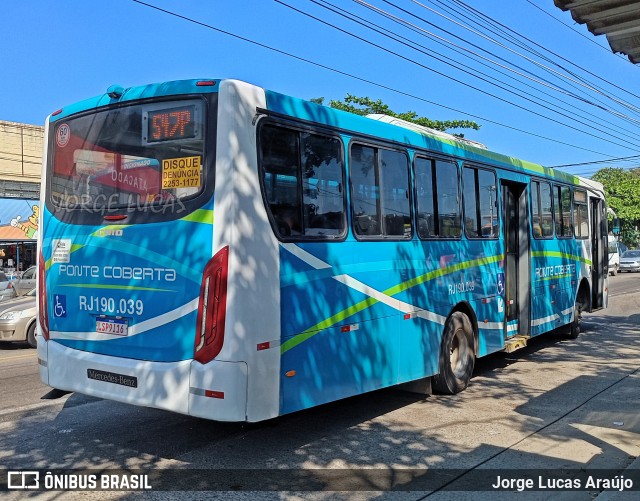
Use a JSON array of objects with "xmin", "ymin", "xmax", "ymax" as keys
[
  {"xmin": 0, "ymin": 288, "xmax": 37, "ymax": 347},
  {"xmin": 620, "ymin": 250, "xmax": 640, "ymax": 272},
  {"xmin": 13, "ymin": 266, "xmax": 36, "ymax": 296},
  {"xmin": 608, "ymin": 240, "xmax": 629, "ymax": 276},
  {"xmin": 0, "ymin": 271, "xmax": 17, "ymax": 302}
]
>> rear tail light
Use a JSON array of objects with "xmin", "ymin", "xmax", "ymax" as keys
[
  {"xmin": 103, "ymin": 214, "xmax": 127, "ymax": 221},
  {"xmin": 194, "ymin": 246, "xmax": 229, "ymax": 364},
  {"xmin": 38, "ymin": 251, "xmax": 50, "ymax": 341}
]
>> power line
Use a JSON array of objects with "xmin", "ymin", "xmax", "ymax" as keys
[
  {"xmin": 129, "ymin": 0, "xmax": 622, "ymax": 157},
  {"xmin": 397, "ymin": 0, "xmax": 640, "ymax": 122},
  {"xmin": 438, "ymin": 0, "xmax": 640, "ymax": 125},
  {"xmin": 548, "ymin": 154, "xmax": 640, "ymax": 168},
  {"xmin": 285, "ymin": 0, "xmax": 640, "ymax": 151},
  {"xmin": 343, "ymin": 0, "xmax": 640, "ymax": 145},
  {"xmin": 448, "ymin": 0, "xmax": 640, "ymax": 103},
  {"xmin": 371, "ymin": 0, "xmax": 618, "ymax": 119},
  {"xmin": 522, "ymin": 0, "xmax": 634, "ymax": 64}
]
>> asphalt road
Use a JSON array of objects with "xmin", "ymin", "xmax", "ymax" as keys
[
  {"xmin": 1, "ymin": 274, "xmax": 639, "ymax": 499},
  {"xmin": 609, "ymin": 269, "xmax": 640, "ymax": 298}
]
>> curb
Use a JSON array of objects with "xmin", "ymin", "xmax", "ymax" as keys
[{"xmin": 594, "ymin": 455, "xmax": 640, "ymax": 500}]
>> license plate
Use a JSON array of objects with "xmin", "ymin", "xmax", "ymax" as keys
[{"xmin": 96, "ymin": 317, "xmax": 128, "ymax": 336}]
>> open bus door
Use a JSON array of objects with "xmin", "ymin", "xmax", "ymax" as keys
[
  {"xmin": 502, "ymin": 181, "xmax": 530, "ymax": 350},
  {"xmin": 590, "ymin": 197, "xmax": 607, "ymax": 310}
]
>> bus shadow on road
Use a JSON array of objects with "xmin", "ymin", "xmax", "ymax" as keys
[{"xmin": 0, "ymin": 309, "xmax": 637, "ymax": 494}]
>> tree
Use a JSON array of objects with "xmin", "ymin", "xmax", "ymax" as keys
[
  {"xmin": 310, "ymin": 95, "xmax": 480, "ymax": 137},
  {"xmin": 592, "ymin": 167, "xmax": 640, "ymax": 247}
]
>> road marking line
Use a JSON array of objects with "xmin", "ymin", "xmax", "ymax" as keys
[{"xmin": 0, "ymin": 353, "xmax": 37, "ymax": 362}]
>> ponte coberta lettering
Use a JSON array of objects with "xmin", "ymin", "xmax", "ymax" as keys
[{"xmin": 59, "ymin": 264, "xmax": 176, "ymax": 281}]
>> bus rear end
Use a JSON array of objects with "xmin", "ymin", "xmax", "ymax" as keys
[{"xmin": 37, "ymin": 81, "xmax": 248, "ymax": 421}]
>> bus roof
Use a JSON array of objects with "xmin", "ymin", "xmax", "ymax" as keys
[
  {"xmin": 262, "ymin": 87, "xmax": 588, "ymax": 187},
  {"xmin": 47, "ymin": 77, "xmax": 599, "ymax": 192},
  {"xmin": 48, "ymin": 79, "xmax": 220, "ymax": 123}
]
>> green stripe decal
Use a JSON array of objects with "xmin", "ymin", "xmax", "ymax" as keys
[
  {"xmin": 181, "ymin": 209, "xmax": 214, "ymax": 224},
  {"xmin": 531, "ymin": 251, "xmax": 591, "ymax": 265},
  {"xmin": 280, "ymin": 253, "xmax": 503, "ymax": 354},
  {"xmin": 538, "ymin": 273, "xmax": 573, "ymax": 281},
  {"xmin": 43, "ymin": 209, "xmax": 213, "ymax": 271},
  {"xmin": 281, "ymin": 297, "xmax": 379, "ymax": 354}
]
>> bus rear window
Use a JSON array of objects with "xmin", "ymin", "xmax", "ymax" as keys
[{"xmin": 49, "ymin": 99, "xmax": 205, "ymax": 211}]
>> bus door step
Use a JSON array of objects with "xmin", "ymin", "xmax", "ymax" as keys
[{"xmin": 504, "ymin": 335, "xmax": 529, "ymax": 353}]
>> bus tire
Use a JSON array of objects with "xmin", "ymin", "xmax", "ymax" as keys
[
  {"xmin": 26, "ymin": 323, "xmax": 37, "ymax": 349},
  {"xmin": 567, "ymin": 296, "xmax": 584, "ymax": 339},
  {"xmin": 567, "ymin": 302, "xmax": 581, "ymax": 339},
  {"xmin": 433, "ymin": 312, "xmax": 475, "ymax": 394}
]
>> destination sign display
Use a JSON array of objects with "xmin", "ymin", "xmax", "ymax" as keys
[{"xmin": 147, "ymin": 105, "xmax": 196, "ymax": 143}]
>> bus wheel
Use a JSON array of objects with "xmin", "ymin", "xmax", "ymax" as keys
[
  {"xmin": 433, "ymin": 312, "xmax": 475, "ymax": 394},
  {"xmin": 568, "ymin": 302, "xmax": 582, "ymax": 339}
]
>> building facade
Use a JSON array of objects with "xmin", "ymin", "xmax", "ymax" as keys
[{"xmin": 0, "ymin": 120, "xmax": 43, "ymax": 273}]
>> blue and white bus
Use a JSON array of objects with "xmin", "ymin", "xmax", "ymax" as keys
[{"xmin": 38, "ymin": 79, "xmax": 608, "ymax": 422}]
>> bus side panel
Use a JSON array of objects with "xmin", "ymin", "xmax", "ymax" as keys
[
  {"xmin": 530, "ymin": 240, "xmax": 564, "ymax": 335},
  {"xmin": 214, "ymin": 80, "xmax": 281, "ymax": 422},
  {"xmin": 279, "ymin": 239, "xmax": 504, "ymax": 414},
  {"xmin": 279, "ymin": 241, "xmax": 402, "ymax": 414},
  {"xmin": 530, "ymin": 238, "xmax": 583, "ymax": 335}
]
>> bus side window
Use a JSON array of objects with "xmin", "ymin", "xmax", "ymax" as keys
[
  {"xmin": 531, "ymin": 181, "xmax": 541, "ymax": 237},
  {"xmin": 540, "ymin": 182, "xmax": 553, "ymax": 237},
  {"xmin": 437, "ymin": 160, "xmax": 462, "ymax": 238},
  {"xmin": 553, "ymin": 184, "xmax": 573, "ymax": 238},
  {"xmin": 574, "ymin": 189, "xmax": 588, "ymax": 239},
  {"xmin": 260, "ymin": 126, "xmax": 302, "ymax": 237},
  {"xmin": 379, "ymin": 149, "xmax": 411, "ymax": 238},
  {"xmin": 414, "ymin": 158, "xmax": 435, "ymax": 238},
  {"xmin": 351, "ymin": 144, "xmax": 381, "ymax": 237},
  {"xmin": 350, "ymin": 144, "xmax": 411, "ymax": 239},
  {"xmin": 414, "ymin": 157, "xmax": 461, "ymax": 239},
  {"xmin": 463, "ymin": 166, "xmax": 497, "ymax": 239},
  {"xmin": 259, "ymin": 124, "xmax": 346, "ymax": 240},
  {"xmin": 300, "ymin": 132, "xmax": 345, "ymax": 237},
  {"xmin": 531, "ymin": 180, "xmax": 553, "ymax": 238}
]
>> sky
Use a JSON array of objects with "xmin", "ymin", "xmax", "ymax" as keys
[{"xmin": 3, "ymin": 0, "xmax": 640, "ymax": 178}]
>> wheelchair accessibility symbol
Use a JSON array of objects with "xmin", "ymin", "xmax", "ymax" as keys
[
  {"xmin": 54, "ymin": 294, "xmax": 67, "ymax": 318},
  {"xmin": 497, "ymin": 273, "xmax": 505, "ymax": 296}
]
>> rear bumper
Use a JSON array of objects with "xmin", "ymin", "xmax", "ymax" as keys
[{"xmin": 39, "ymin": 339, "xmax": 248, "ymax": 422}]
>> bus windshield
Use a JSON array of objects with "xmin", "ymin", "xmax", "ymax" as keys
[{"xmin": 49, "ymin": 99, "xmax": 206, "ymax": 212}]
